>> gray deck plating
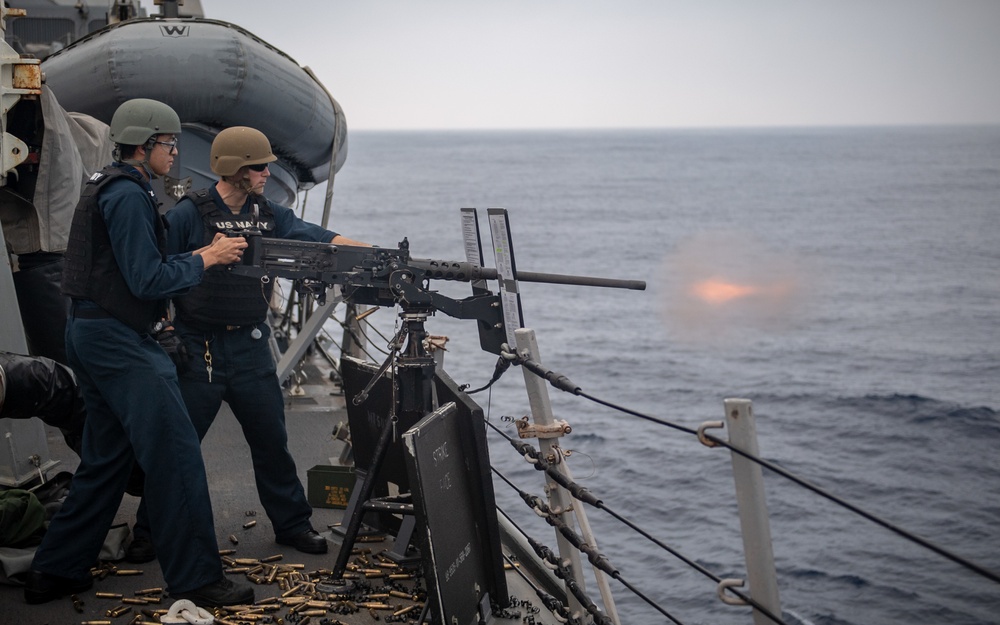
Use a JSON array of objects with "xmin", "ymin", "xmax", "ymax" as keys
[{"xmin": 1, "ymin": 380, "xmax": 550, "ymax": 624}]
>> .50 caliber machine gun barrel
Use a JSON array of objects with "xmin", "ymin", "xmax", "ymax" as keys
[{"xmin": 409, "ymin": 259, "xmax": 646, "ymax": 291}]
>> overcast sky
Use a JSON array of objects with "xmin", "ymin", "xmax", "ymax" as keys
[{"xmin": 140, "ymin": 0, "xmax": 1000, "ymax": 130}]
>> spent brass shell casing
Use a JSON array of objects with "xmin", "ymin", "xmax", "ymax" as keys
[
  {"xmin": 228, "ymin": 534, "xmax": 239, "ymax": 544},
  {"xmin": 95, "ymin": 592, "xmax": 123, "ymax": 599},
  {"xmin": 260, "ymin": 554, "xmax": 283, "ymax": 563},
  {"xmin": 393, "ymin": 604, "xmax": 419, "ymax": 617},
  {"xmin": 243, "ymin": 519, "xmax": 257, "ymax": 529},
  {"xmin": 234, "ymin": 557, "xmax": 259, "ymax": 565},
  {"xmin": 135, "ymin": 587, "xmax": 163, "ymax": 595},
  {"xmin": 115, "ymin": 569, "xmax": 143, "ymax": 576},
  {"xmin": 305, "ymin": 600, "xmax": 332, "ymax": 608},
  {"xmin": 281, "ymin": 582, "xmax": 304, "ymax": 597},
  {"xmin": 218, "ymin": 548, "xmax": 237, "ymax": 555},
  {"xmin": 81, "ymin": 621, "xmax": 113, "ymax": 625},
  {"xmin": 237, "ymin": 607, "xmax": 265, "ymax": 615},
  {"xmin": 122, "ymin": 597, "xmax": 148, "ymax": 604}
]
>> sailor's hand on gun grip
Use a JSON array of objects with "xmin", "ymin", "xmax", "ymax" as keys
[
  {"xmin": 154, "ymin": 326, "xmax": 191, "ymax": 374},
  {"xmin": 200, "ymin": 233, "xmax": 247, "ymax": 267}
]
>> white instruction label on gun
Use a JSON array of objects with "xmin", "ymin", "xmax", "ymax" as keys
[
  {"xmin": 460, "ymin": 208, "xmax": 483, "ymax": 266},
  {"xmin": 460, "ymin": 208, "xmax": 488, "ymax": 291}
]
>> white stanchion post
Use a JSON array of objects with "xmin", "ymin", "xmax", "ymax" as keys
[{"xmin": 724, "ymin": 398, "xmax": 782, "ymax": 625}]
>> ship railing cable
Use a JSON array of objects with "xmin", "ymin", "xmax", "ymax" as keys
[
  {"xmin": 488, "ymin": 420, "xmax": 789, "ymax": 625},
  {"xmin": 500, "ymin": 346, "xmax": 1000, "ymax": 588},
  {"xmin": 494, "ymin": 505, "xmax": 655, "ymax": 625}
]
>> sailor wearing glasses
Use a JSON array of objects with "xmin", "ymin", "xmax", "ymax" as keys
[
  {"xmin": 125, "ymin": 126, "xmax": 368, "ymax": 563},
  {"xmin": 25, "ymin": 99, "xmax": 254, "ymax": 608}
]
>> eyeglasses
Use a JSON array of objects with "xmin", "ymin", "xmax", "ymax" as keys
[
  {"xmin": 154, "ymin": 139, "xmax": 178, "ymax": 151},
  {"xmin": 248, "ymin": 163, "xmax": 269, "ymax": 172}
]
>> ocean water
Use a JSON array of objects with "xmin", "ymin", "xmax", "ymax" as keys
[{"xmin": 306, "ymin": 127, "xmax": 1000, "ymax": 625}]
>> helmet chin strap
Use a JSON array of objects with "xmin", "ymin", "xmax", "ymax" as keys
[
  {"xmin": 236, "ymin": 173, "xmax": 255, "ymax": 194},
  {"xmin": 120, "ymin": 138, "xmax": 158, "ymax": 179},
  {"xmin": 221, "ymin": 174, "xmax": 256, "ymax": 195}
]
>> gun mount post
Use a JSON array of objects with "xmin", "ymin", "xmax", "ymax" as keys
[{"xmin": 332, "ymin": 302, "xmax": 440, "ymax": 578}]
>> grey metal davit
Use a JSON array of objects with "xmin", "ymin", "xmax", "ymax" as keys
[{"xmin": 40, "ymin": 16, "xmax": 347, "ymax": 187}]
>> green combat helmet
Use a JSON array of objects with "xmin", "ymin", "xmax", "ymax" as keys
[{"xmin": 109, "ymin": 98, "xmax": 181, "ymax": 146}]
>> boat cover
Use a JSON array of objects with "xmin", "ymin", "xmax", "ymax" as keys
[{"xmin": 0, "ymin": 85, "xmax": 111, "ymax": 254}]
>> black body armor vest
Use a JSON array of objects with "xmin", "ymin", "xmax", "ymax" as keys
[
  {"xmin": 61, "ymin": 167, "xmax": 168, "ymax": 334},
  {"xmin": 173, "ymin": 190, "xmax": 276, "ymax": 327}
]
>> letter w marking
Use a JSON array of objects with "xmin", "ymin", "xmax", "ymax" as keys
[{"xmin": 159, "ymin": 25, "xmax": 189, "ymax": 37}]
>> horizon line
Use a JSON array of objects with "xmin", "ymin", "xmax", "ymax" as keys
[{"xmin": 347, "ymin": 122, "xmax": 1000, "ymax": 133}]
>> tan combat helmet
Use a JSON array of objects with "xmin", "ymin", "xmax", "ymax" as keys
[{"xmin": 210, "ymin": 126, "xmax": 277, "ymax": 176}]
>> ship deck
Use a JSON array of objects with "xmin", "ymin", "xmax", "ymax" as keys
[{"xmin": 2, "ymin": 368, "xmax": 550, "ymax": 624}]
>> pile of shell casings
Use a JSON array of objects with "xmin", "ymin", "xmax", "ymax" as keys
[
  {"xmin": 213, "ymin": 546, "xmax": 427, "ymax": 624},
  {"xmin": 77, "ymin": 564, "xmax": 168, "ymax": 625}
]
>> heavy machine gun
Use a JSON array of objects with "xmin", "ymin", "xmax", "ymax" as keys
[{"xmin": 228, "ymin": 233, "xmax": 645, "ymax": 355}]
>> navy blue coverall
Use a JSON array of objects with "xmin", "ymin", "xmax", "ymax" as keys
[
  {"xmin": 31, "ymin": 168, "xmax": 225, "ymax": 593},
  {"xmin": 131, "ymin": 187, "xmax": 336, "ymax": 543}
]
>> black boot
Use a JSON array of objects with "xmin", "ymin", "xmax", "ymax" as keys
[
  {"xmin": 23, "ymin": 569, "xmax": 93, "ymax": 604},
  {"xmin": 276, "ymin": 529, "xmax": 328, "ymax": 554},
  {"xmin": 169, "ymin": 576, "xmax": 254, "ymax": 607}
]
